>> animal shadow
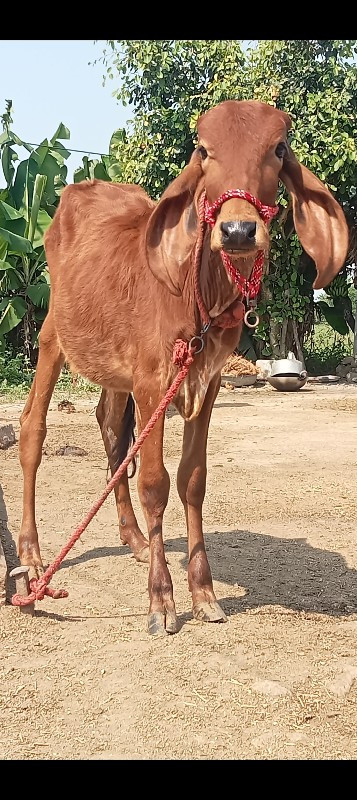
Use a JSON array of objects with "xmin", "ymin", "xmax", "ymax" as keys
[
  {"xmin": 165, "ymin": 528, "xmax": 357, "ymax": 618},
  {"xmin": 0, "ymin": 484, "xmax": 20, "ymax": 601},
  {"xmin": 59, "ymin": 527, "xmax": 357, "ymax": 620}
]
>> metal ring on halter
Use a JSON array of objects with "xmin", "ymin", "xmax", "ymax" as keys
[
  {"xmin": 189, "ymin": 335, "xmax": 205, "ymax": 355},
  {"xmin": 244, "ymin": 308, "xmax": 260, "ymax": 329},
  {"xmin": 200, "ymin": 321, "xmax": 212, "ymax": 335}
]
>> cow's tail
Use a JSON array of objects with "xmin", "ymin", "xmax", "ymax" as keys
[{"xmin": 107, "ymin": 393, "xmax": 137, "ymax": 482}]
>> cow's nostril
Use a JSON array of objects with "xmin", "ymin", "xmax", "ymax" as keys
[
  {"xmin": 246, "ymin": 222, "xmax": 256, "ymax": 240},
  {"xmin": 220, "ymin": 222, "xmax": 231, "ymax": 238}
]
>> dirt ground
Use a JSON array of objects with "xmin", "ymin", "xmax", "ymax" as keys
[{"xmin": 1, "ymin": 381, "xmax": 357, "ymax": 760}]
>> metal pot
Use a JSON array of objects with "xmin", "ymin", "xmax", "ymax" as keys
[
  {"xmin": 268, "ymin": 353, "xmax": 308, "ymax": 392},
  {"xmin": 270, "ymin": 358, "xmax": 307, "ymax": 381},
  {"xmin": 268, "ymin": 375, "xmax": 308, "ymax": 391}
]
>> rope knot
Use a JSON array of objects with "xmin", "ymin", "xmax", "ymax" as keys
[
  {"xmin": 173, "ymin": 339, "xmax": 193, "ymax": 367},
  {"xmin": 12, "ymin": 577, "xmax": 69, "ymax": 606},
  {"xmin": 31, "ymin": 577, "xmax": 47, "ymax": 601}
]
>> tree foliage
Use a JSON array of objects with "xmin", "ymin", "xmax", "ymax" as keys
[{"xmin": 101, "ymin": 40, "xmax": 248, "ymax": 197}]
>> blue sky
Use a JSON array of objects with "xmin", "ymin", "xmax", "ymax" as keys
[{"xmin": 0, "ymin": 40, "xmax": 129, "ymax": 179}]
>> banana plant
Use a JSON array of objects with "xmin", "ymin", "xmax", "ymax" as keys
[
  {"xmin": 316, "ymin": 268, "xmax": 355, "ymax": 336},
  {"xmin": 73, "ymin": 128, "xmax": 124, "ymax": 184},
  {"xmin": 0, "ymin": 101, "xmax": 70, "ymax": 359}
]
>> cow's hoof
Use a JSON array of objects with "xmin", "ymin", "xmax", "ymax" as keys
[
  {"xmin": 147, "ymin": 610, "xmax": 178, "ymax": 636},
  {"xmin": 134, "ymin": 545, "xmax": 150, "ymax": 564},
  {"xmin": 193, "ymin": 601, "xmax": 227, "ymax": 623}
]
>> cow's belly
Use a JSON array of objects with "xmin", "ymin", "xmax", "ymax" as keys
[{"xmin": 57, "ymin": 330, "xmax": 134, "ymax": 393}]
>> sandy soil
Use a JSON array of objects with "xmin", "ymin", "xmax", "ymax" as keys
[{"xmin": 1, "ymin": 382, "xmax": 357, "ymax": 760}]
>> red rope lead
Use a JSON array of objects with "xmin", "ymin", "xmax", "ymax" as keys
[{"xmin": 12, "ymin": 341, "xmax": 195, "ymax": 607}]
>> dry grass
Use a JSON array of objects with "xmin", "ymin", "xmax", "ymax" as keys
[{"xmin": 223, "ymin": 354, "xmax": 258, "ymax": 376}]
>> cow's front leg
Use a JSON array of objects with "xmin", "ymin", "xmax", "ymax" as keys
[
  {"xmin": 135, "ymin": 384, "xmax": 177, "ymax": 636},
  {"xmin": 177, "ymin": 375, "xmax": 227, "ymax": 623},
  {"xmin": 19, "ymin": 312, "xmax": 64, "ymax": 578}
]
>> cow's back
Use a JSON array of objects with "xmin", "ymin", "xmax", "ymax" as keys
[
  {"xmin": 44, "ymin": 180, "xmax": 155, "ymax": 388},
  {"xmin": 45, "ymin": 180, "xmax": 154, "ymax": 285}
]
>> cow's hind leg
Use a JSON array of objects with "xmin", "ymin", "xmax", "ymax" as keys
[
  {"xmin": 177, "ymin": 375, "xmax": 227, "ymax": 623},
  {"xmin": 19, "ymin": 313, "xmax": 64, "ymax": 576},
  {"xmin": 96, "ymin": 389, "xmax": 149, "ymax": 562}
]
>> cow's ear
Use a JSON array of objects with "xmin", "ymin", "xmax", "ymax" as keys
[
  {"xmin": 145, "ymin": 151, "xmax": 202, "ymax": 295},
  {"xmin": 280, "ymin": 147, "xmax": 348, "ymax": 289}
]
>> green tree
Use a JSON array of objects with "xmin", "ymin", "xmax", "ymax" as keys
[
  {"xmin": 101, "ymin": 39, "xmax": 357, "ymax": 358},
  {"xmin": 100, "ymin": 40, "xmax": 248, "ymax": 196},
  {"xmin": 248, "ymin": 40, "xmax": 356, "ymax": 356}
]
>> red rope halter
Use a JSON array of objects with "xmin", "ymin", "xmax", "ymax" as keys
[{"xmin": 203, "ymin": 188, "xmax": 279, "ymax": 301}]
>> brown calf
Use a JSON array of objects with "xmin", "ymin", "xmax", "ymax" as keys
[{"xmin": 18, "ymin": 100, "xmax": 348, "ymax": 634}]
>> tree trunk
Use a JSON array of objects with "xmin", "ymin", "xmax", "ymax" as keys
[
  {"xmin": 292, "ymin": 319, "xmax": 305, "ymax": 366},
  {"xmin": 260, "ymin": 259, "xmax": 282, "ymax": 357},
  {"xmin": 269, "ymin": 320, "xmax": 282, "ymax": 357},
  {"xmin": 279, "ymin": 319, "xmax": 288, "ymax": 358},
  {"xmin": 23, "ymin": 312, "xmax": 31, "ymax": 363},
  {"xmin": 22, "ymin": 308, "xmax": 37, "ymax": 366}
]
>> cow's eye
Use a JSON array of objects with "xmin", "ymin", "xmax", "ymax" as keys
[
  {"xmin": 198, "ymin": 146, "xmax": 208, "ymax": 160},
  {"xmin": 275, "ymin": 142, "xmax": 287, "ymax": 159}
]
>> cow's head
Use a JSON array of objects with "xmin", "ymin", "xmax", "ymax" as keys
[{"xmin": 146, "ymin": 100, "xmax": 348, "ymax": 295}]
